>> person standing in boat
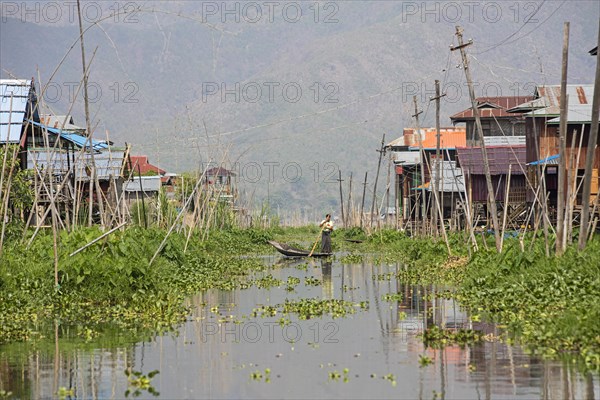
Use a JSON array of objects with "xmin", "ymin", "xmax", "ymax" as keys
[{"xmin": 319, "ymin": 214, "xmax": 334, "ymax": 253}]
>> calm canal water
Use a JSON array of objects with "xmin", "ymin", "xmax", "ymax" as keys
[{"xmin": 1, "ymin": 255, "xmax": 598, "ymax": 399}]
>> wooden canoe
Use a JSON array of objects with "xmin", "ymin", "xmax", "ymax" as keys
[
  {"xmin": 267, "ymin": 240, "xmax": 332, "ymax": 257},
  {"xmin": 343, "ymin": 238, "xmax": 364, "ymax": 243}
]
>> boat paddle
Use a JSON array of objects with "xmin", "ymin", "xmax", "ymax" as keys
[{"xmin": 308, "ymin": 225, "xmax": 325, "ymax": 257}]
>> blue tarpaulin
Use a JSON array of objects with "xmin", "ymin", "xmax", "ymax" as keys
[
  {"xmin": 27, "ymin": 120, "xmax": 108, "ymax": 150},
  {"xmin": 528, "ymin": 154, "xmax": 559, "ymax": 166}
]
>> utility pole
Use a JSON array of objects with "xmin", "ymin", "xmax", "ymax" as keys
[
  {"xmin": 337, "ymin": 170, "xmax": 345, "ymax": 228},
  {"xmin": 578, "ymin": 21, "xmax": 600, "ymax": 250},
  {"xmin": 430, "ymin": 80, "xmax": 451, "ymax": 254},
  {"xmin": 360, "ymin": 172, "xmax": 368, "ymax": 229},
  {"xmin": 452, "ymin": 26, "xmax": 502, "ymax": 252},
  {"xmin": 430, "ymin": 80, "xmax": 446, "ymax": 235},
  {"xmin": 386, "ymin": 157, "xmax": 391, "ymax": 226},
  {"xmin": 413, "ymin": 96, "xmax": 427, "ymax": 234},
  {"xmin": 556, "ymin": 22, "xmax": 570, "ymax": 255},
  {"xmin": 370, "ymin": 134, "xmax": 386, "ymax": 228}
]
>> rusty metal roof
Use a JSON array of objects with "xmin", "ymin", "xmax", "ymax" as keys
[
  {"xmin": 456, "ymin": 145, "xmax": 527, "ymax": 175},
  {"xmin": 450, "ymin": 96, "xmax": 533, "ymax": 121},
  {"xmin": 510, "ymin": 85, "xmax": 595, "ymax": 116}
]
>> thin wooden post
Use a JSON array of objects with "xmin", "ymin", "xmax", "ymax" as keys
[
  {"xmin": 500, "ymin": 165, "xmax": 512, "ymax": 252},
  {"xmin": 347, "ymin": 172, "xmax": 353, "ymax": 227},
  {"xmin": 77, "ymin": 0, "xmax": 104, "ymax": 229},
  {"xmin": 556, "ymin": 21, "xmax": 570, "ymax": 255},
  {"xmin": 579, "ymin": 21, "xmax": 600, "ymax": 249},
  {"xmin": 360, "ymin": 172, "xmax": 368, "ymax": 229},
  {"xmin": 385, "ymin": 158, "xmax": 391, "ymax": 226},
  {"xmin": 337, "ymin": 170, "xmax": 345, "ymax": 228}
]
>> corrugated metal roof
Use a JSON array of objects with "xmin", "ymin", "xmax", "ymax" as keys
[
  {"xmin": 27, "ymin": 120, "xmax": 108, "ymax": 150},
  {"xmin": 428, "ymin": 160, "xmax": 465, "ymax": 193},
  {"xmin": 450, "ymin": 96, "xmax": 533, "ymax": 121},
  {"xmin": 391, "ymin": 151, "xmax": 421, "ymax": 165},
  {"xmin": 124, "ymin": 176, "xmax": 162, "ymax": 192},
  {"xmin": 483, "ymin": 136, "xmax": 526, "ymax": 146},
  {"xmin": 385, "ymin": 136, "xmax": 405, "ymax": 148},
  {"xmin": 547, "ymin": 104, "xmax": 597, "ymax": 124},
  {"xmin": 40, "ymin": 114, "xmax": 85, "ymax": 132},
  {"xmin": 27, "ymin": 149, "xmax": 125, "ymax": 181},
  {"xmin": 456, "ymin": 145, "xmax": 527, "ymax": 175},
  {"xmin": 403, "ymin": 127, "xmax": 466, "ymax": 149},
  {"xmin": 0, "ymin": 79, "xmax": 32, "ymax": 144},
  {"xmin": 511, "ymin": 85, "xmax": 594, "ymax": 116}
]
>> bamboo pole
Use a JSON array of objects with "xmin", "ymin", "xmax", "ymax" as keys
[
  {"xmin": 347, "ymin": 172, "xmax": 353, "ymax": 228},
  {"xmin": 360, "ymin": 172, "xmax": 368, "ymax": 229},
  {"xmin": 579, "ymin": 20, "xmax": 600, "ymax": 249},
  {"xmin": 500, "ymin": 165, "xmax": 512, "ymax": 252},
  {"xmin": 370, "ymin": 134, "xmax": 386, "ymax": 228},
  {"xmin": 0, "ymin": 95, "xmax": 15, "ymax": 255},
  {"xmin": 338, "ymin": 170, "xmax": 345, "ymax": 228},
  {"xmin": 556, "ymin": 22, "xmax": 570, "ymax": 255},
  {"xmin": 69, "ymin": 222, "xmax": 127, "ymax": 257},
  {"xmin": 567, "ymin": 128, "xmax": 584, "ymax": 244}
]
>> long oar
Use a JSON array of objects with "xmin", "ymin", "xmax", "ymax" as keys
[{"xmin": 308, "ymin": 225, "xmax": 325, "ymax": 257}]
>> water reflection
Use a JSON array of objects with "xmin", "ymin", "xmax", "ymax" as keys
[
  {"xmin": 321, "ymin": 259, "xmax": 333, "ymax": 300},
  {"xmin": 0, "ymin": 258, "xmax": 598, "ymax": 399}
]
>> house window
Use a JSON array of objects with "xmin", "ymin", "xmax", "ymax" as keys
[{"xmin": 481, "ymin": 120, "xmax": 491, "ymax": 137}]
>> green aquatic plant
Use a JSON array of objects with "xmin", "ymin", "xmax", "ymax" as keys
[
  {"xmin": 0, "ymin": 390, "xmax": 13, "ymax": 399},
  {"xmin": 340, "ymin": 253, "xmax": 363, "ymax": 264},
  {"xmin": 56, "ymin": 387, "xmax": 74, "ymax": 400},
  {"xmin": 280, "ymin": 298, "xmax": 363, "ymax": 319},
  {"xmin": 253, "ymin": 274, "xmax": 283, "ymax": 289},
  {"xmin": 382, "ymin": 373, "xmax": 397, "ymax": 387},
  {"xmin": 420, "ymin": 326, "xmax": 483, "ymax": 349},
  {"xmin": 124, "ymin": 369, "xmax": 159, "ymax": 397},
  {"xmin": 250, "ymin": 368, "xmax": 271, "ymax": 383},
  {"xmin": 459, "ymin": 241, "xmax": 600, "ymax": 370},
  {"xmin": 418, "ymin": 355, "xmax": 433, "ymax": 367},
  {"xmin": 328, "ymin": 368, "xmax": 349, "ymax": 383},
  {"xmin": 381, "ymin": 292, "xmax": 402, "ymax": 302},
  {"xmin": 304, "ymin": 276, "xmax": 321, "ymax": 286},
  {"xmin": 285, "ymin": 276, "xmax": 300, "ymax": 291}
]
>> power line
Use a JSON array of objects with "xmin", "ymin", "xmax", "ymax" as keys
[{"xmin": 474, "ymin": 0, "xmax": 566, "ymax": 55}]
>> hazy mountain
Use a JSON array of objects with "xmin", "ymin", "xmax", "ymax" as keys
[{"xmin": 1, "ymin": 1, "xmax": 598, "ymax": 215}]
